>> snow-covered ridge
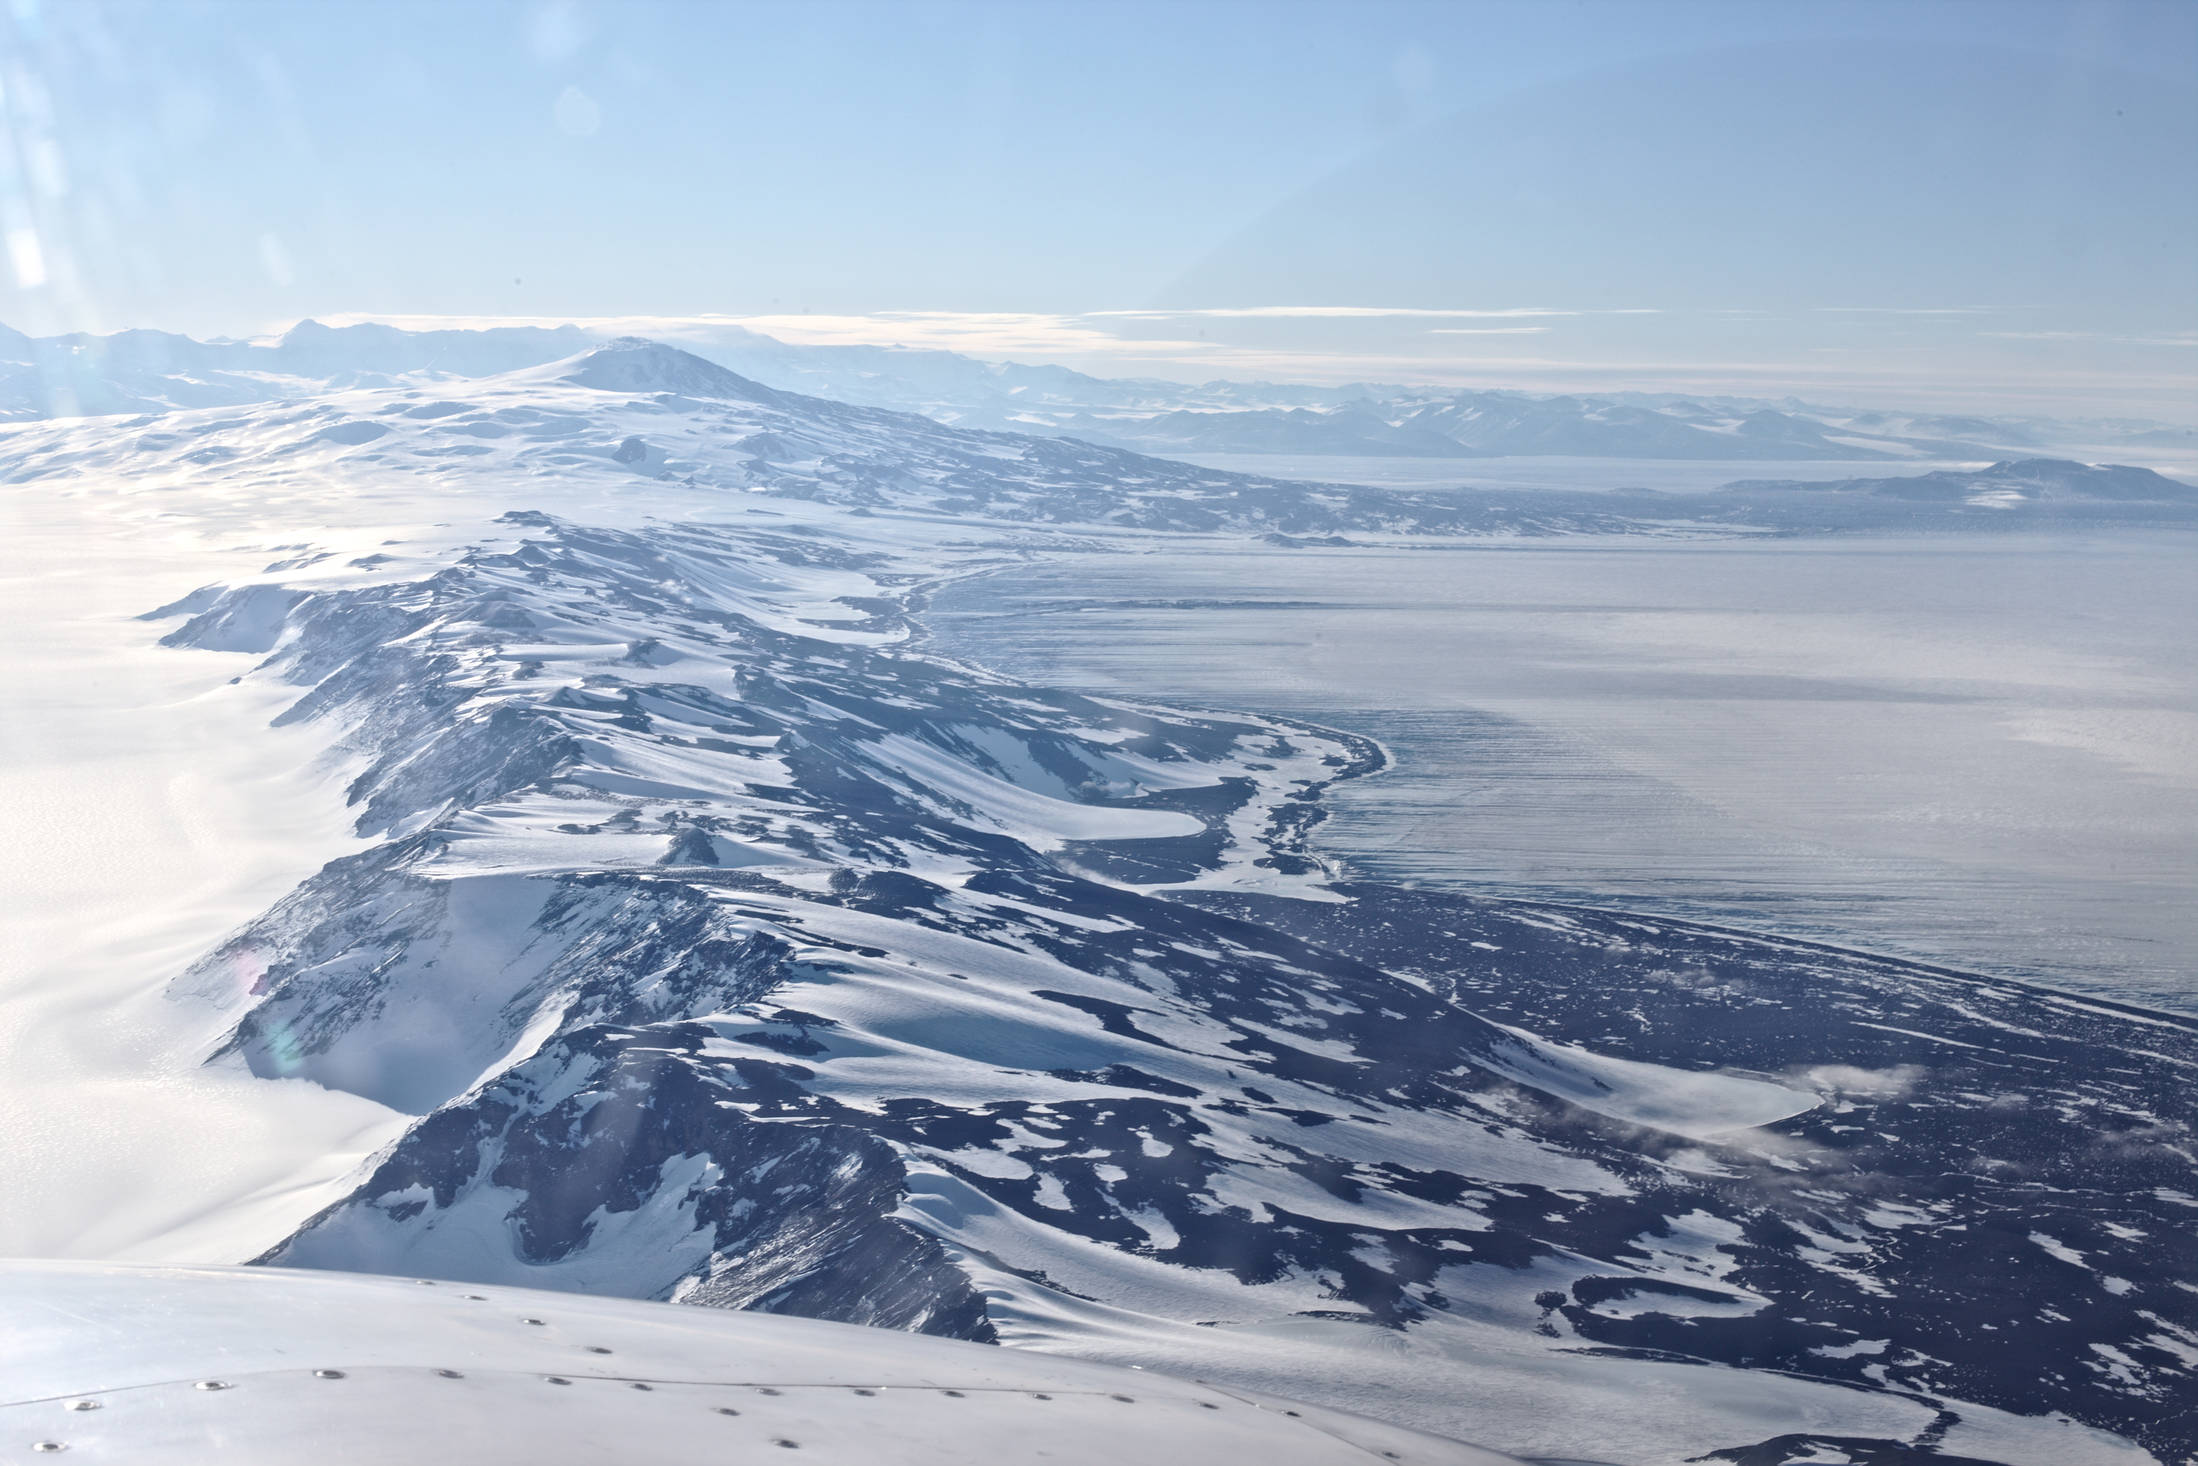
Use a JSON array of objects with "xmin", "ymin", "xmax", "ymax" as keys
[
  {"xmin": 149, "ymin": 502, "xmax": 2196, "ymax": 1466},
  {"xmin": 9, "ymin": 337, "xmax": 2193, "ymax": 1466}
]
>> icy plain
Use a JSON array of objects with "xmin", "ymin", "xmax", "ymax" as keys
[{"xmin": 930, "ymin": 532, "xmax": 2198, "ymax": 1006}]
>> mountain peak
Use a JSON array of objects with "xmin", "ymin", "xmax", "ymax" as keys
[
  {"xmin": 562, "ymin": 336, "xmax": 785, "ymax": 404},
  {"xmin": 277, "ymin": 318, "xmax": 402, "ymax": 348},
  {"xmin": 1978, "ymin": 458, "xmax": 2198, "ymax": 500}
]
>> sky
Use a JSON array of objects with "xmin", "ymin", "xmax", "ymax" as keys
[{"xmin": 0, "ymin": 0, "xmax": 2192, "ymax": 416}]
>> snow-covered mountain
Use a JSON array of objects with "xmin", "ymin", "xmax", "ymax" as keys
[
  {"xmin": 1633, "ymin": 458, "xmax": 2198, "ymax": 531},
  {"xmin": 6, "ymin": 317, "xmax": 2190, "ymax": 465},
  {"xmin": 4, "ymin": 339, "xmax": 2194, "ymax": 1466},
  {"xmin": 1723, "ymin": 458, "xmax": 2198, "ymax": 508},
  {"xmin": 0, "ymin": 336, "xmax": 1649, "ymax": 536},
  {"xmin": 6, "ymin": 326, "xmax": 2185, "ymax": 537}
]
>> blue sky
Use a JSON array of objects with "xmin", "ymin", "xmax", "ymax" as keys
[{"xmin": 0, "ymin": 0, "xmax": 2191, "ymax": 415}]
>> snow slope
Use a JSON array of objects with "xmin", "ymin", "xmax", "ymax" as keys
[{"xmin": 0, "ymin": 1260, "xmax": 1520, "ymax": 1466}]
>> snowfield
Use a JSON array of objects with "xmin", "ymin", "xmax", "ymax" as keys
[{"xmin": 1, "ymin": 338, "xmax": 2192, "ymax": 1466}]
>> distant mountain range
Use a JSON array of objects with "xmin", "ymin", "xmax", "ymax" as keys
[
  {"xmin": 8, "ymin": 333, "xmax": 2182, "ymax": 543},
  {"xmin": 0, "ymin": 319, "xmax": 595, "ymax": 418},
  {"xmin": 3, "ymin": 317, "xmax": 2190, "ymax": 464}
]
